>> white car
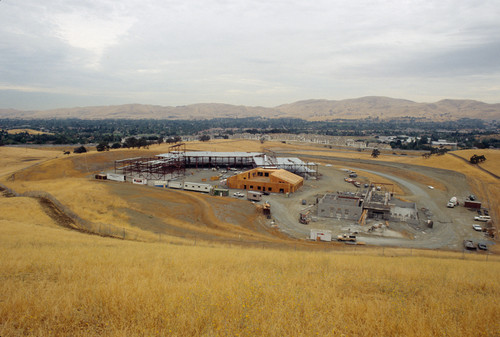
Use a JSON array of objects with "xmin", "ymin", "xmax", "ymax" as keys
[
  {"xmin": 428, "ymin": 185, "xmax": 434, "ymax": 189},
  {"xmin": 233, "ymin": 192, "xmax": 245, "ymax": 198},
  {"xmin": 472, "ymin": 224, "xmax": 483, "ymax": 231},
  {"xmin": 474, "ymin": 215, "xmax": 491, "ymax": 222}
]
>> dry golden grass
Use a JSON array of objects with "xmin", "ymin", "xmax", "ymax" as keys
[
  {"xmin": 6, "ymin": 128, "xmax": 53, "ymax": 135},
  {"xmin": 1, "ymin": 220, "xmax": 499, "ymax": 337},
  {"xmin": 0, "ymin": 147, "xmax": 60, "ymax": 178},
  {"xmin": 0, "ymin": 196, "xmax": 58, "ymax": 228},
  {"xmin": 1, "ymin": 143, "xmax": 500, "ymax": 336},
  {"xmin": 450, "ymin": 149, "xmax": 500, "ymax": 177}
]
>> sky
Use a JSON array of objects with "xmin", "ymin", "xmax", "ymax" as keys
[{"xmin": 1, "ymin": 0, "xmax": 499, "ymax": 110}]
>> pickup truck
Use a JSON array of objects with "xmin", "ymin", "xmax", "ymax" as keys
[
  {"xmin": 463, "ymin": 240, "xmax": 476, "ymax": 250},
  {"xmin": 337, "ymin": 234, "xmax": 357, "ymax": 242},
  {"xmin": 474, "ymin": 215, "xmax": 491, "ymax": 222}
]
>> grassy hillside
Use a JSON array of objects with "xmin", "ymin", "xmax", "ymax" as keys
[
  {"xmin": 1, "ymin": 219, "xmax": 499, "ymax": 337},
  {"xmin": 1, "ymin": 142, "xmax": 499, "ymax": 335}
]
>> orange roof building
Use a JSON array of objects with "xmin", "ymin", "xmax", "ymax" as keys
[{"xmin": 226, "ymin": 168, "xmax": 303, "ymax": 194}]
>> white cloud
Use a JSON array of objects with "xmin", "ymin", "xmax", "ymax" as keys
[{"xmin": 0, "ymin": 0, "xmax": 499, "ymax": 109}]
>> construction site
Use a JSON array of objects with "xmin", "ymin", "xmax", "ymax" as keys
[
  {"xmin": 113, "ymin": 143, "xmax": 318, "ymax": 182},
  {"xmin": 98, "ymin": 143, "xmax": 496, "ymax": 251}
]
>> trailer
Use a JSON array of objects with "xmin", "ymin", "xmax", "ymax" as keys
[
  {"xmin": 167, "ymin": 181, "xmax": 183, "ymax": 189},
  {"xmin": 107, "ymin": 173, "xmax": 126, "ymax": 182},
  {"xmin": 464, "ymin": 200, "xmax": 482, "ymax": 209},
  {"xmin": 132, "ymin": 178, "xmax": 147, "ymax": 185},
  {"xmin": 183, "ymin": 182, "xmax": 213, "ymax": 193},
  {"xmin": 310, "ymin": 229, "xmax": 332, "ymax": 242},
  {"xmin": 154, "ymin": 180, "xmax": 168, "ymax": 188},
  {"xmin": 247, "ymin": 191, "xmax": 263, "ymax": 201}
]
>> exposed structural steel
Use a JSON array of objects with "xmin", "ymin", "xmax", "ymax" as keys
[
  {"xmin": 114, "ymin": 143, "xmax": 186, "ymax": 180},
  {"xmin": 114, "ymin": 148, "xmax": 318, "ymax": 180}
]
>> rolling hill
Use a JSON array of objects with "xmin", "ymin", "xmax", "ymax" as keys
[{"xmin": 1, "ymin": 96, "xmax": 499, "ymax": 121}]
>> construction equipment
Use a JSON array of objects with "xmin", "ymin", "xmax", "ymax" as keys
[
  {"xmin": 299, "ymin": 210, "xmax": 311, "ymax": 224},
  {"xmin": 358, "ymin": 209, "xmax": 368, "ymax": 225}
]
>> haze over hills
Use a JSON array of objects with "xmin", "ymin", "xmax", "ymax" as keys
[{"xmin": 1, "ymin": 96, "xmax": 499, "ymax": 121}]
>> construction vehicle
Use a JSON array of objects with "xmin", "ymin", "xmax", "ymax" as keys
[
  {"xmin": 299, "ymin": 210, "xmax": 311, "ymax": 224},
  {"xmin": 447, "ymin": 196, "xmax": 458, "ymax": 208}
]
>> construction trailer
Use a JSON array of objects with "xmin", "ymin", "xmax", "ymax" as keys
[
  {"xmin": 183, "ymin": 182, "xmax": 213, "ymax": 193},
  {"xmin": 107, "ymin": 173, "xmax": 126, "ymax": 182},
  {"xmin": 132, "ymin": 178, "xmax": 147, "ymax": 185},
  {"xmin": 167, "ymin": 181, "xmax": 183, "ymax": 189},
  {"xmin": 226, "ymin": 167, "xmax": 303, "ymax": 194},
  {"xmin": 309, "ymin": 229, "xmax": 332, "ymax": 242},
  {"xmin": 247, "ymin": 191, "xmax": 263, "ymax": 201},
  {"xmin": 464, "ymin": 200, "xmax": 482, "ymax": 209},
  {"xmin": 154, "ymin": 180, "xmax": 168, "ymax": 187},
  {"xmin": 95, "ymin": 173, "xmax": 107, "ymax": 180}
]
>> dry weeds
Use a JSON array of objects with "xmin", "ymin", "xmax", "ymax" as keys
[{"xmin": 1, "ymin": 220, "xmax": 499, "ymax": 337}]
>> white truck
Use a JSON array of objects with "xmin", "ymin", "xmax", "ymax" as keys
[{"xmin": 447, "ymin": 196, "xmax": 458, "ymax": 208}]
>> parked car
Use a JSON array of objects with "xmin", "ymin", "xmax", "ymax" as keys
[
  {"xmin": 477, "ymin": 243, "xmax": 488, "ymax": 251},
  {"xmin": 474, "ymin": 215, "xmax": 491, "ymax": 222},
  {"xmin": 484, "ymin": 210, "xmax": 489, "ymax": 216},
  {"xmin": 233, "ymin": 192, "xmax": 244, "ymax": 198},
  {"xmin": 472, "ymin": 224, "xmax": 483, "ymax": 231},
  {"xmin": 463, "ymin": 240, "xmax": 476, "ymax": 250}
]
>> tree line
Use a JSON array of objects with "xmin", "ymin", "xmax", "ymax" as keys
[{"xmin": 0, "ymin": 117, "xmax": 498, "ymax": 149}]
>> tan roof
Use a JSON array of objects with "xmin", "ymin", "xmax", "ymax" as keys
[{"xmin": 271, "ymin": 169, "xmax": 303, "ymax": 185}]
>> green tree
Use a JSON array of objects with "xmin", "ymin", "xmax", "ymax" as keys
[
  {"xmin": 371, "ymin": 148, "xmax": 380, "ymax": 158},
  {"xmin": 96, "ymin": 142, "xmax": 109, "ymax": 152},
  {"xmin": 73, "ymin": 146, "xmax": 87, "ymax": 154}
]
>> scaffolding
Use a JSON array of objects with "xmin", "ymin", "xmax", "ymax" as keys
[
  {"xmin": 114, "ymin": 143, "xmax": 186, "ymax": 180},
  {"xmin": 114, "ymin": 149, "xmax": 318, "ymax": 181}
]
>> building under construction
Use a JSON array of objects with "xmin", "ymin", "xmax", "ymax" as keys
[
  {"xmin": 317, "ymin": 187, "xmax": 418, "ymax": 224},
  {"xmin": 114, "ymin": 144, "xmax": 318, "ymax": 180}
]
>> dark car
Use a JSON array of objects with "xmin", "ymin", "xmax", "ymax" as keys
[
  {"xmin": 484, "ymin": 210, "xmax": 489, "ymax": 216},
  {"xmin": 477, "ymin": 243, "xmax": 488, "ymax": 251},
  {"xmin": 477, "ymin": 209, "xmax": 482, "ymax": 215}
]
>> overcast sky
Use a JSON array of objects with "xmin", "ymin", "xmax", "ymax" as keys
[{"xmin": 1, "ymin": 0, "xmax": 499, "ymax": 110}]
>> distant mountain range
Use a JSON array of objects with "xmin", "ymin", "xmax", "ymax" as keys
[{"xmin": 1, "ymin": 96, "xmax": 499, "ymax": 121}]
